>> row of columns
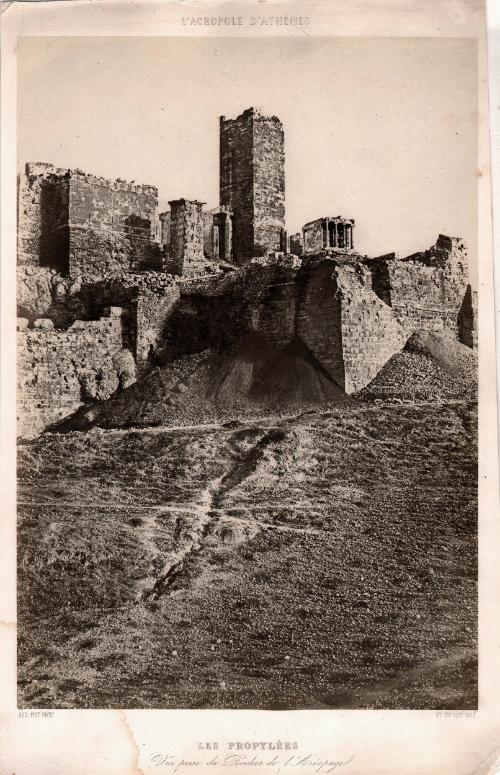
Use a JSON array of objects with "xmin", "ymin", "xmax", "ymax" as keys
[{"xmin": 323, "ymin": 220, "xmax": 354, "ymax": 250}]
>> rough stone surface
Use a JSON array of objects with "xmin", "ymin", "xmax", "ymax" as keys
[
  {"xmin": 16, "ymin": 139, "xmax": 475, "ymax": 439},
  {"xmin": 166, "ymin": 199, "xmax": 206, "ymax": 276},
  {"xmin": 364, "ymin": 236, "xmax": 474, "ymax": 344},
  {"xmin": 17, "ymin": 308, "xmax": 135, "ymax": 438},
  {"xmin": 289, "ymin": 232, "xmax": 303, "ymax": 256},
  {"xmin": 220, "ymin": 108, "xmax": 285, "ymax": 263},
  {"xmin": 17, "ymin": 162, "xmax": 159, "ymax": 282},
  {"xmin": 202, "ymin": 206, "xmax": 233, "ymax": 263},
  {"xmin": 336, "ymin": 264, "xmax": 407, "ymax": 392},
  {"xmin": 17, "ymin": 162, "xmax": 71, "ymax": 270}
]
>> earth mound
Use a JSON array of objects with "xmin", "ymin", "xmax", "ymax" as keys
[
  {"xmin": 360, "ymin": 330, "xmax": 477, "ymax": 402},
  {"xmin": 53, "ymin": 335, "xmax": 347, "ymax": 432}
]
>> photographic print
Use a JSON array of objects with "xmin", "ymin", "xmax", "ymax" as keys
[{"xmin": 15, "ymin": 33, "xmax": 479, "ymax": 713}]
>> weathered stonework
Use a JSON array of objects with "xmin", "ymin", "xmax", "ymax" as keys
[
  {"xmin": 220, "ymin": 108, "xmax": 285, "ymax": 263},
  {"xmin": 159, "ymin": 211, "xmax": 171, "ymax": 248},
  {"xmin": 17, "ymin": 308, "xmax": 136, "ymax": 438},
  {"xmin": 166, "ymin": 199, "xmax": 206, "ymax": 276},
  {"xmin": 303, "ymin": 216, "xmax": 355, "ymax": 254},
  {"xmin": 16, "ymin": 108, "xmax": 476, "ymax": 438},
  {"xmin": 289, "ymin": 232, "xmax": 303, "ymax": 256},
  {"xmin": 17, "ymin": 163, "xmax": 159, "ymax": 282},
  {"xmin": 335, "ymin": 265, "xmax": 407, "ymax": 393},
  {"xmin": 203, "ymin": 206, "xmax": 233, "ymax": 263},
  {"xmin": 364, "ymin": 235, "xmax": 473, "ymax": 344},
  {"xmin": 17, "ymin": 163, "xmax": 71, "ymax": 272}
]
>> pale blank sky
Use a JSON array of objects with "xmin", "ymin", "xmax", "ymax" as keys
[{"xmin": 18, "ymin": 36, "xmax": 478, "ymax": 262}]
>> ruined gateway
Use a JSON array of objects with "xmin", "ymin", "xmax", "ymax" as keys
[{"xmin": 17, "ymin": 106, "xmax": 475, "ymax": 437}]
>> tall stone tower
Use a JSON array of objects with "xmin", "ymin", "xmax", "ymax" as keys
[{"xmin": 219, "ymin": 107, "xmax": 285, "ymax": 264}]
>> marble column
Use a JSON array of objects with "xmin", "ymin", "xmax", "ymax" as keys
[{"xmin": 345, "ymin": 224, "xmax": 350, "ymax": 249}]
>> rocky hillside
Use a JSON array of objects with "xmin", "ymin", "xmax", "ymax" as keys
[{"xmin": 18, "ymin": 400, "xmax": 477, "ymax": 709}]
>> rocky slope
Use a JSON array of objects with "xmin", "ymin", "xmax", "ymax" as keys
[
  {"xmin": 50, "ymin": 330, "xmax": 476, "ymax": 434},
  {"xmin": 361, "ymin": 330, "xmax": 477, "ymax": 402},
  {"xmin": 51, "ymin": 334, "xmax": 348, "ymax": 433},
  {"xmin": 18, "ymin": 400, "xmax": 477, "ymax": 709}
]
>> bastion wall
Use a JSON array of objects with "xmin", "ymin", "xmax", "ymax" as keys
[
  {"xmin": 16, "ymin": 154, "xmax": 476, "ymax": 439},
  {"xmin": 17, "ymin": 308, "xmax": 136, "ymax": 438}
]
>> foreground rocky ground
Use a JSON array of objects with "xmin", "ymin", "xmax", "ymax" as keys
[{"xmin": 17, "ymin": 399, "xmax": 477, "ymax": 709}]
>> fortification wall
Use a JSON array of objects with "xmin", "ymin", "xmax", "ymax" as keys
[
  {"xmin": 336, "ymin": 265, "xmax": 407, "ymax": 393},
  {"xmin": 68, "ymin": 172, "xmax": 158, "ymax": 280},
  {"xmin": 174, "ymin": 258, "xmax": 408, "ymax": 393},
  {"xmin": 17, "ymin": 308, "xmax": 136, "ymax": 438},
  {"xmin": 386, "ymin": 259, "xmax": 469, "ymax": 339},
  {"xmin": 17, "ymin": 162, "xmax": 159, "ymax": 281},
  {"xmin": 244, "ymin": 263, "xmax": 300, "ymax": 348},
  {"xmin": 364, "ymin": 237, "xmax": 472, "ymax": 345},
  {"xmin": 295, "ymin": 262, "xmax": 345, "ymax": 387},
  {"xmin": 17, "ymin": 163, "xmax": 71, "ymax": 271}
]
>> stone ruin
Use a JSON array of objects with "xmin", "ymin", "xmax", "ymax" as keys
[{"xmin": 16, "ymin": 108, "xmax": 477, "ymax": 438}]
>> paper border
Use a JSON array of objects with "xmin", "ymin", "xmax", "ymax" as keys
[{"xmin": 1, "ymin": 2, "xmax": 499, "ymax": 773}]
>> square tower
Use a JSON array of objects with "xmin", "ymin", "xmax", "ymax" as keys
[
  {"xmin": 17, "ymin": 162, "xmax": 158, "ymax": 280},
  {"xmin": 167, "ymin": 198, "xmax": 205, "ymax": 276},
  {"xmin": 220, "ymin": 107, "xmax": 285, "ymax": 264}
]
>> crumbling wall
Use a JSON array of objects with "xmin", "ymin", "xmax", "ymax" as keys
[
  {"xmin": 17, "ymin": 162, "xmax": 159, "ymax": 281},
  {"xmin": 68, "ymin": 172, "xmax": 158, "ymax": 280},
  {"xmin": 336, "ymin": 265, "xmax": 407, "ymax": 393},
  {"xmin": 365, "ymin": 237, "xmax": 472, "ymax": 345},
  {"xmin": 387, "ymin": 260, "xmax": 466, "ymax": 335},
  {"xmin": 17, "ymin": 266, "xmax": 70, "ymax": 323},
  {"xmin": 17, "ymin": 308, "xmax": 135, "ymax": 438},
  {"xmin": 135, "ymin": 286, "xmax": 180, "ymax": 368},
  {"xmin": 363, "ymin": 255, "xmax": 394, "ymax": 306}
]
